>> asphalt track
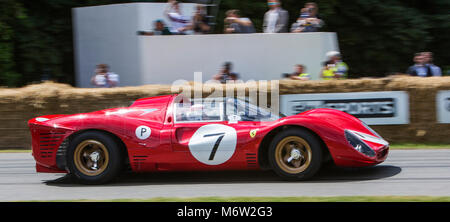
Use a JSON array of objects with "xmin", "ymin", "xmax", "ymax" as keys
[{"xmin": 1, "ymin": 150, "xmax": 450, "ymax": 201}]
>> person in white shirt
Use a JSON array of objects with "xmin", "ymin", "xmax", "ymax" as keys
[
  {"xmin": 164, "ymin": 0, "xmax": 191, "ymax": 34},
  {"xmin": 263, "ymin": 0, "xmax": 289, "ymax": 33},
  {"xmin": 90, "ymin": 64, "xmax": 119, "ymax": 88}
]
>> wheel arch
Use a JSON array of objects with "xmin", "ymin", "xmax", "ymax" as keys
[{"xmin": 257, "ymin": 125, "xmax": 331, "ymax": 170}]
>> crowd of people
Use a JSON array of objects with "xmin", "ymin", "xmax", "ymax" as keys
[
  {"xmin": 92, "ymin": 1, "xmax": 444, "ymax": 87},
  {"xmin": 137, "ymin": 0, "xmax": 324, "ymax": 36},
  {"xmin": 91, "ymin": 49, "xmax": 443, "ymax": 87}
]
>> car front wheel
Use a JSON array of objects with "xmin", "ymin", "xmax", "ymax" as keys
[
  {"xmin": 67, "ymin": 131, "xmax": 123, "ymax": 184},
  {"xmin": 268, "ymin": 128, "xmax": 322, "ymax": 180}
]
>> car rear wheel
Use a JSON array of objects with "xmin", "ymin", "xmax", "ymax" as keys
[
  {"xmin": 268, "ymin": 128, "xmax": 322, "ymax": 180},
  {"xmin": 67, "ymin": 131, "xmax": 123, "ymax": 184}
]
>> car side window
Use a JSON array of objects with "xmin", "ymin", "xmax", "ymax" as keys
[{"xmin": 174, "ymin": 100, "xmax": 224, "ymax": 123}]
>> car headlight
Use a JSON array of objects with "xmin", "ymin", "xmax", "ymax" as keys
[{"xmin": 345, "ymin": 130, "xmax": 376, "ymax": 157}]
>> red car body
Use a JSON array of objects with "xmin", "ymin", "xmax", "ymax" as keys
[{"xmin": 28, "ymin": 94, "xmax": 389, "ymax": 175}]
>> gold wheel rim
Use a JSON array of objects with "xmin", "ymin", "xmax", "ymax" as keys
[
  {"xmin": 73, "ymin": 140, "xmax": 109, "ymax": 176},
  {"xmin": 275, "ymin": 136, "xmax": 312, "ymax": 174}
]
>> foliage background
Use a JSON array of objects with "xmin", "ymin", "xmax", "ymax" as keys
[{"xmin": 0, "ymin": 0, "xmax": 449, "ymax": 87}]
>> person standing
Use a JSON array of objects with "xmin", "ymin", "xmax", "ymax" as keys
[
  {"xmin": 263, "ymin": 0, "xmax": 289, "ymax": 33},
  {"xmin": 191, "ymin": 4, "xmax": 211, "ymax": 34},
  {"xmin": 212, "ymin": 62, "xmax": 240, "ymax": 84},
  {"xmin": 164, "ymin": 0, "xmax": 190, "ymax": 34},
  {"xmin": 224, "ymin": 10, "xmax": 255, "ymax": 34},
  {"xmin": 90, "ymin": 64, "xmax": 119, "ymax": 88},
  {"xmin": 320, "ymin": 51, "xmax": 348, "ymax": 80},
  {"xmin": 291, "ymin": 7, "xmax": 324, "ymax": 33},
  {"xmin": 406, "ymin": 53, "xmax": 432, "ymax": 77},
  {"xmin": 422, "ymin": 52, "xmax": 442, "ymax": 76},
  {"xmin": 328, "ymin": 51, "xmax": 348, "ymax": 79}
]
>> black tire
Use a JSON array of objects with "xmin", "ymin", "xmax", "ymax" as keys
[
  {"xmin": 67, "ymin": 131, "xmax": 123, "ymax": 184},
  {"xmin": 268, "ymin": 128, "xmax": 322, "ymax": 180}
]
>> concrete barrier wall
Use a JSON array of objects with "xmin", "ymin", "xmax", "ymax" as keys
[{"xmin": 1, "ymin": 76, "xmax": 449, "ymax": 149}]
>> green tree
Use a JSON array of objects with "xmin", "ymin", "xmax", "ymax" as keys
[{"xmin": 0, "ymin": 0, "xmax": 26, "ymax": 86}]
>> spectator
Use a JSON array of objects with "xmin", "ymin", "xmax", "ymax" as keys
[
  {"xmin": 263, "ymin": 0, "xmax": 289, "ymax": 33},
  {"xmin": 291, "ymin": 7, "xmax": 324, "ymax": 33},
  {"xmin": 190, "ymin": 5, "xmax": 211, "ymax": 34},
  {"xmin": 164, "ymin": 0, "xmax": 190, "ymax": 34},
  {"xmin": 305, "ymin": 2, "xmax": 321, "ymax": 19},
  {"xmin": 137, "ymin": 20, "xmax": 172, "ymax": 36},
  {"xmin": 320, "ymin": 61, "xmax": 335, "ymax": 80},
  {"xmin": 320, "ymin": 51, "xmax": 348, "ymax": 80},
  {"xmin": 90, "ymin": 64, "xmax": 119, "ymax": 88},
  {"xmin": 422, "ymin": 52, "xmax": 442, "ymax": 76},
  {"xmin": 212, "ymin": 62, "xmax": 240, "ymax": 84},
  {"xmin": 406, "ymin": 53, "xmax": 433, "ymax": 77},
  {"xmin": 285, "ymin": 64, "xmax": 310, "ymax": 80},
  {"xmin": 224, "ymin": 10, "xmax": 255, "ymax": 34},
  {"xmin": 328, "ymin": 51, "xmax": 348, "ymax": 79}
]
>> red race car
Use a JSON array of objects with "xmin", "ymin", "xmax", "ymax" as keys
[{"xmin": 28, "ymin": 95, "xmax": 389, "ymax": 184}]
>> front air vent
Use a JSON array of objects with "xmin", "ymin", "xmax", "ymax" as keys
[{"xmin": 37, "ymin": 132, "xmax": 65, "ymax": 159}]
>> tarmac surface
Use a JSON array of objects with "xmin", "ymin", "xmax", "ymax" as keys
[{"xmin": 1, "ymin": 150, "xmax": 450, "ymax": 201}]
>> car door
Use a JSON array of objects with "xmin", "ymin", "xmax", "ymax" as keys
[{"xmin": 171, "ymin": 99, "xmax": 241, "ymax": 167}]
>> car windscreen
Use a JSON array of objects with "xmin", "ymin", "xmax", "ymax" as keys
[{"xmin": 225, "ymin": 98, "xmax": 281, "ymax": 122}]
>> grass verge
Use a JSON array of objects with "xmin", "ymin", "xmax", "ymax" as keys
[
  {"xmin": 24, "ymin": 196, "xmax": 450, "ymax": 202},
  {"xmin": 0, "ymin": 149, "xmax": 31, "ymax": 153}
]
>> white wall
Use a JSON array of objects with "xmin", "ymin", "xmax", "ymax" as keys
[
  {"xmin": 73, "ymin": 3, "xmax": 197, "ymax": 87},
  {"xmin": 73, "ymin": 3, "xmax": 339, "ymax": 87},
  {"xmin": 139, "ymin": 32, "xmax": 339, "ymax": 84}
]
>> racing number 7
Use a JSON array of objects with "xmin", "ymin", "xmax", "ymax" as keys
[{"xmin": 203, "ymin": 133, "xmax": 225, "ymax": 161}]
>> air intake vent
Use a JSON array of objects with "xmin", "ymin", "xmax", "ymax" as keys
[
  {"xmin": 246, "ymin": 153, "xmax": 257, "ymax": 168},
  {"xmin": 38, "ymin": 132, "xmax": 65, "ymax": 158}
]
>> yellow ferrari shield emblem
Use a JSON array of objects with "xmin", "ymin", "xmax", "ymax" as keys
[{"xmin": 250, "ymin": 129, "xmax": 257, "ymax": 138}]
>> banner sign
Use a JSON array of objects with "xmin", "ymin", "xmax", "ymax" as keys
[
  {"xmin": 280, "ymin": 91, "xmax": 409, "ymax": 125},
  {"xmin": 437, "ymin": 90, "xmax": 450, "ymax": 124}
]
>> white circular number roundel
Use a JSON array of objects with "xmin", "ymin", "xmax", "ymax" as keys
[
  {"xmin": 188, "ymin": 124, "xmax": 237, "ymax": 165},
  {"xmin": 135, "ymin": 126, "xmax": 151, "ymax": 140}
]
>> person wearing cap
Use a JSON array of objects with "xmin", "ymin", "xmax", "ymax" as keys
[
  {"xmin": 320, "ymin": 51, "xmax": 348, "ymax": 80},
  {"xmin": 263, "ymin": 0, "xmax": 289, "ymax": 33}
]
